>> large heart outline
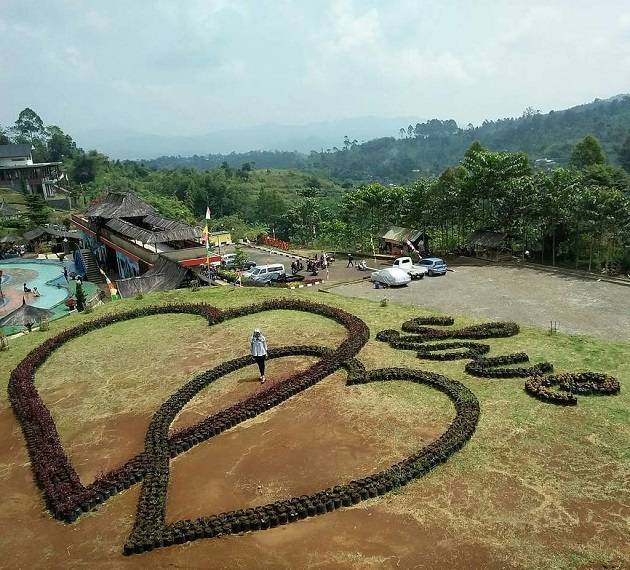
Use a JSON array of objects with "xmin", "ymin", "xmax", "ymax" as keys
[{"xmin": 8, "ymin": 298, "xmax": 480, "ymax": 555}]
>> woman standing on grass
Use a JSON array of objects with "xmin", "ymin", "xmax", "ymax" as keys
[{"xmin": 250, "ymin": 328, "xmax": 268, "ymax": 383}]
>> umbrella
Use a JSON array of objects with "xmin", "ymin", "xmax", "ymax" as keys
[{"xmin": 0, "ymin": 298, "xmax": 53, "ymax": 327}]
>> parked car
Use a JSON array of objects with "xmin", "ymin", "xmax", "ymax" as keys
[
  {"xmin": 418, "ymin": 257, "xmax": 448, "ymax": 276},
  {"xmin": 243, "ymin": 263, "xmax": 286, "ymax": 283},
  {"xmin": 221, "ymin": 253, "xmax": 256, "ymax": 269},
  {"xmin": 392, "ymin": 256, "xmax": 427, "ymax": 279},
  {"xmin": 370, "ymin": 267, "xmax": 411, "ymax": 287}
]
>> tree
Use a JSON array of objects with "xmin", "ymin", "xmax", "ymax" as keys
[
  {"xmin": 618, "ymin": 134, "xmax": 630, "ymax": 173},
  {"xmin": 75, "ymin": 281, "xmax": 86, "ymax": 312},
  {"xmin": 46, "ymin": 126, "xmax": 78, "ymax": 161},
  {"xmin": 570, "ymin": 135, "xmax": 607, "ymax": 169},
  {"xmin": 71, "ymin": 151, "xmax": 100, "ymax": 184},
  {"xmin": 0, "ymin": 125, "xmax": 10, "ymax": 145},
  {"xmin": 24, "ymin": 193, "xmax": 50, "ymax": 227},
  {"xmin": 233, "ymin": 245, "xmax": 248, "ymax": 268},
  {"xmin": 12, "ymin": 108, "xmax": 46, "ymax": 145}
]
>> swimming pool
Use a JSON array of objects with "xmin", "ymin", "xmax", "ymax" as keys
[{"xmin": 0, "ymin": 259, "xmax": 74, "ymax": 314}]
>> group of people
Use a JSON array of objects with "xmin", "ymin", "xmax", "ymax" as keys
[
  {"xmin": 23, "ymin": 283, "xmax": 41, "ymax": 297},
  {"xmin": 291, "ymin": 253, "xmax": 331, "ymax": 278}
]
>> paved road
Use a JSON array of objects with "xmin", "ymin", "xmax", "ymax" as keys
[{"xmin": 330, "ymin": 263, "xmax": 630, "ymax": 342}]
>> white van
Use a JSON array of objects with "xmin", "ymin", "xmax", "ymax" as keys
[{"xmin": 243, "ymin": 263, "xmax": 286, "ymax": 283}]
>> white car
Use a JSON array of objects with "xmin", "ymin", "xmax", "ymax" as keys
[
  {"xmin": 392, "ymin": 256, "xmax": 427, "ymax": 279},
  {"xmin": 370, "ymin": 267, "xmax": 411, "ymax": 287},
  {"xmin": 242, "ymin": 263, "xmax": 286, "ymax": 283}
]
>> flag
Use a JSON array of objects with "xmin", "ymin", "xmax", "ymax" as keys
[{"xmin": 204, "ymin": 206, "xmax": 211, "ymax": 267}]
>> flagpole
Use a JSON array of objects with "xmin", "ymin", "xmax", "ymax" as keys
[{"xmin": 204, "ymin": 206, "xmax": 211, "ymax": 274}]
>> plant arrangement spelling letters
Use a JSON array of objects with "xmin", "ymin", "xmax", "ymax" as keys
[
  {"xmin": 377, "ymin": 316, "xmax": 620, "ymax": 405},
  {"xmin": 8, "ymin": 299, "xmax": 480, "ymax": 555}
]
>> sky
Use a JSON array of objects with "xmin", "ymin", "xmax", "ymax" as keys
[{"xmin": 1, "ymin": 0, "xmax": 630, "ymax": 137}]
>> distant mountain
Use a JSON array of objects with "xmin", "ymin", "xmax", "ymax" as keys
[
  {"xmin": 74, "ymin": 116, "xmax": 423, "ymax": 160},
  {"xmin": 306, "ymin": 94, "xmax": 630, "ymax": 182}
]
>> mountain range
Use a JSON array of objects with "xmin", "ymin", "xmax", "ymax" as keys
[{"xmin": 74, "ymin": 116, "xmax": 423, "ymax": 160}]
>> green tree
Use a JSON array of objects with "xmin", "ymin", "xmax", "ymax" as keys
[
  {"xmin": 618, "ymin": 134, "xmax": 630, "ymax": 173},
  {"xmin": 0, "ymin": 125, "xmax": 10, "ymax": 145},
  {"xmin": 570, "ymin": 135, "xmax": 606, "ymax": 169},
  {"xmin": 233, "ymin": 245, "xmax": 248, "ymax": 267},
  {"xmin": 46, "ymin": 126, "xmax": 78, "ymax": 161},
  {"xmin": 24, "ymin": 193, "xmax": 50, "ymax": 227},
  {"xmin": 75, "ymin": 281, "xmax": 86, "ymax": 312},
  {"xmin": 12, "ymin": 108, "xmax": 46, "ymax": 145},
  {"xmin": 71, "ymin": 151, "xmax": 100, "ymax": 184},
  {"xmin": 256, "ymin": 188, "xmax": 287, "ymax": 227}
]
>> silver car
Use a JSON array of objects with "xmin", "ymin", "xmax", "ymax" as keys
[{"xmin": 370, "ymin": 267, "xmax": 411, "ymax": 287}]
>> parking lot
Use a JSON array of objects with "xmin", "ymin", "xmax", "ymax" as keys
[
  {"xmin": 331, "ymin": 262, "xmax": 630, "ymax": 342},
  {"xmin": 223, "ymin": 246, "xmax": 630, "ymax": 341}
]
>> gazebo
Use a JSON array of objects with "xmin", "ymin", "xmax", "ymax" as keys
[{"xmin": 0, "ymin": 298, "xmax": 53, "ymax": 328}]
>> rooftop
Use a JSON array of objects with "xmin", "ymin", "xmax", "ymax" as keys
[
  {"xmin": 0, "ymin": 143, "xmax": 32, "ymax": 159},
  {"xmin": 84, "ymin": 191, "xmax": 156, "ymax": 219}
]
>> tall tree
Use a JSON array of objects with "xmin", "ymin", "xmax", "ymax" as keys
[
  {"xmin": 570, "ymin": 135, "xmax": 607, "ymax": 169},
  {"xmin": 618, "ymin": 133, "xmax": 630, "ymax": 173},
  {"xmin": 12, "ymin": 108, "xmax": 46, "ymax": 145},
  {"xmin": 25, "ymin": 193, "xmax": 50, "ymax": 227},
  {"xmin": 46, "ymin": 126, "xmax": 78, "ymax": 161}
]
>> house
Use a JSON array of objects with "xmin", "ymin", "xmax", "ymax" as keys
[
  {"xmin": 71, "ymin": 192, "xmax": 220, "ymax": 289},
  {"xmin": 379, "ymin": 226, "xmax": 429, "ymax": 256},
  {"xmin": 207, "ymin": 230, "xmax": 232, "ymax": 247},
  {"xmin": 0, "ymin": 143, "xmax": 70, "ymax": 205}
]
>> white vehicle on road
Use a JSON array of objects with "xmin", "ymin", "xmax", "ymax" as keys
[
  {"xmin": 370, "ymin": 267, "xmax": 411, "ymax": 287},
  {"xmin": 392, "ymin": 256, "xmax": 427, "ymax": 280}
]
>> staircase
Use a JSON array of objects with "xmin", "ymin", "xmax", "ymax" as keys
[{"xmin": 77, "ymin": 249, "xmax": 106, "ymax": 284}]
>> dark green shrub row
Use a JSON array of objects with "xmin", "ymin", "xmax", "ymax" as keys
[
  {"xmin": 525, "ymin": 372, "xmax": 620, "ymax": 405},
  {"xmin": 465, "ymin": 353, "xmax": 554, "ymax": 378},
  {"xmin": 377, "ymin": 318, "xmax": 518, "ymax": 361}
]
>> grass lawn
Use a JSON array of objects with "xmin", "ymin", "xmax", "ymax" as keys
[{"xmin": 0, "ymin": 286, "xmax": 628, "ymax": 569}]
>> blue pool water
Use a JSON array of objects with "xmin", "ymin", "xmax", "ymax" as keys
[{"xmin": 0, "ymin": 260, "xmax": 75, "ymax": 310}]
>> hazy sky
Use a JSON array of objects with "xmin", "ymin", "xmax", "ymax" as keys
[{"xmin": 1, "ymin": 0, "xmax": 629, "ymax": 136}]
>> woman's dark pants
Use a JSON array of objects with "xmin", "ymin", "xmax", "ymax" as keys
[{"xmin": 253, "ymin": 355, "xmax": 266, "ymax": 376}]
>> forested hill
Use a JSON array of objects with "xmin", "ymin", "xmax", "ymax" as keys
[{"xmin": 145, "ymin": 95, "xmax": 630, "ymax": 183}]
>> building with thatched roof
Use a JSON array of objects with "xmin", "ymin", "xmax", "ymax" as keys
[
  {"xmin": 468, "ymin": 230, "xmax": 510, "ymax": 260},
  {"xmin": 379, "ymin": 226, "xmax": 429, "ymax": 256},
  {"xmin": 0, "ymin": 298, "xmax": 52, "ymax": 328},
  {"xmin": 71, "ymin": 192, "xmax": 220, "ymax": 286}
]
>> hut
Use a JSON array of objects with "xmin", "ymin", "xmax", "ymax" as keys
[
  {"xmin": 0, "ymin": 298, "xmax": 53, "ymax": 328},
  {"xmin": 379, "ymin": 227, "xmax": 429, "ymax": 257},
  {"xmin": 22, "ymin": 227, "xmax": 81, "ymax": 254},
  {"xmin": 468, "ymin": 230, "xmax": 510, "ymax": 261}
]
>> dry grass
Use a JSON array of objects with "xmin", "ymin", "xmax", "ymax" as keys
[{"xmin": 0, "ymin": 286, "xmax": 628, "ymax": 569}]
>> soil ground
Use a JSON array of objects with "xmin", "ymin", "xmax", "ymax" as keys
[{"xmin": 0, "ymin": 287, "xmax": 628, "ymax": 569}]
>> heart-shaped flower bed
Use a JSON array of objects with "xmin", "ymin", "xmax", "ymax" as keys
[{"xmin": 8, "ymin": 298, "xmax": 480, "ymax": 555}]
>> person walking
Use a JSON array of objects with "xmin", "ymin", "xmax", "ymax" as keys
[
  {"xmin": 63, "ymin": 266, "xmax": 69, "ymax": 282},
  {"xmin": 346, "ymin": 253, "xmax": 354, "ymax": 267},
  {"xmin": 322, "ymin": 256, "xmax": 329, "ymax": 280},
  {"xmin": 250, "ymin": 328, "xmax": 268, "ymax": 383}
]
